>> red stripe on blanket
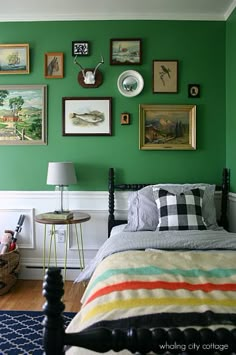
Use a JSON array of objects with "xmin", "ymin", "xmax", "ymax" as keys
[{"xmin": 84, "ymin": 280, "xmax": 236, "ymax": 306}]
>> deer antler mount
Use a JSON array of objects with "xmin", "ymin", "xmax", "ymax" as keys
[{"xmin": 74, "ymin": 55, "xmax": 104, "ymax": 88}]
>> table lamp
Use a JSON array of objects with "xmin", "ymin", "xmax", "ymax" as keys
[{"xmin": 47, "ymin": 162, "xmax": 77, "ymax": 213}]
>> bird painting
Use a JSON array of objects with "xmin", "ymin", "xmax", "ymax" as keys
[{"xmin": 159, "ymin": 65, "xmax": 171, "ymax": 86}]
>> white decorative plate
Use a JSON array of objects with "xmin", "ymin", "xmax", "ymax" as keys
[{"xmin": 117, "ymin": 70, "xmax": 144, "ymax": 97}]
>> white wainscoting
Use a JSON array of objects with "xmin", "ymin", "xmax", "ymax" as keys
[
  {"xmin": 0, "ymin": 190, "xmax": 235, "ymax": 281},
  {"xmin": 0, "ymin": 190, "xmax": 128, "ymax": 280}
]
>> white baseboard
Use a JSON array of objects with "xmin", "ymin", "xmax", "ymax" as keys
[{"xmin": 19, "ymin": 265, "xmax": 82, "ymax": 281}]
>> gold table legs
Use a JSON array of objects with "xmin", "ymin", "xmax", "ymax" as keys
[{"xmin": 43, "ymin": 223, "xmax": 85, "ymax": 280}]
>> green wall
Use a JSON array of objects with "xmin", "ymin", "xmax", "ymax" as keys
[
  {"xmin": 0, "ymin": 20, "xmax": 226, "ymax": 191},
  {"xmin": 226, "ymin": 10, "xmax": 236, "ymax": 192}
]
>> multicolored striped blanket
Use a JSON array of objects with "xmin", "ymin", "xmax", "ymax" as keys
[{"xmin": 68, "ymin": 249, "xmax": 236, "ymax": 335}]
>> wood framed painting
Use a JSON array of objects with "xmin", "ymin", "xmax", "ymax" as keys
[
  {"xmin": 0, "ymin": 44, "xmax": 30, "ymax": 74},
  {"xmin": 153, "ymin": 60, "xmax": 178, "ymax": 93},
  {"xmin": 44, "ymin": 52, "xmax": 64, "ymax": 78},
  {"xmin": 62, "ymin": 97, "xmax": 112, "ymax": 136},
  {"xmin": 121, "ymin": 113, "xmax": 130, "ymax": 125},
  {"xmin": 0, "ymin": 85, "xmax": 47, "ymax": 145},
  {"xmin": 139, "ymin": 104, "xmax": 196, "ymax": 150},
  {"xmin": 110, "ymin": 39, "xmax": 142, "ymax": 65}
]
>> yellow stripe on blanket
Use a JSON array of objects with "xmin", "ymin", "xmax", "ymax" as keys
[{"xmin": 81, "ymin": 296, "xmax": 236, "ymax": 324}]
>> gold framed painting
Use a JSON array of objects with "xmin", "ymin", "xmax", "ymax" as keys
[
  {"xmin": 139, "ymin": 104, "xmax": 196, "ymax": 150},
  {"xmin": 0, "ymin": 44, "xmax": 30, "ymax": 74},
  {"xmin": 153, "ymin": 60, "xmax": 178, "ymax": 93},
  {"xmin": 44, "ymin": 52, "xmax": 64, "ymax": 78}
]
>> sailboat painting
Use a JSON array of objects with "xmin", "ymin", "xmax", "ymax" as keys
[
  {"xmin": 110, "ymin": 39, "xmax": 142, "ymax": 65},
  {"xmin": 0, "ymin": 44, "xmax": 30, "ymax": 74}
]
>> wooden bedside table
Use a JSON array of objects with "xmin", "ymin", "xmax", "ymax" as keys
[{"xmin": 35, "ymin": 211, "xmax": 90, "ymax": 280}]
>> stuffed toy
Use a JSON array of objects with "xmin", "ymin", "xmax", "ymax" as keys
[{"xmin": 0, "ymin": 230, "xmax": 13, "ymax": 255}]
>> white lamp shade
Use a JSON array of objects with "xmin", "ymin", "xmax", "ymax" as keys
[{"xmin": 47, "ymin": 162, "xmax": 77, "ymax": 186}]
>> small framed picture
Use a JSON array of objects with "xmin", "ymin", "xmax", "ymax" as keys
[
  {"xmin": 153, "ymin": 60, "xmax": 178, "ymax": 93},
  {"xmin": 72, "ymin": 41, "xmax": 89, "ymax": 56},
  {"xmin": 188, "ymin": 84, "xmax": 200, "ymax": 98},
  {"xmin": 0, "ymin": 43, "xmax": 30, "ymax": 74},
  {"xmin": 110, "ymin": 39, "xmax": 142, "ymax": 65},
  {"xmin": 44, "ymin": 52, "xmax": 64, "ymax": 78},
  {"xmin": 121, "ymin": 113, "xmax": 130, "ymax": 125}
]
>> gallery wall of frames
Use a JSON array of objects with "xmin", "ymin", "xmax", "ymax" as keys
[{"xmin": 0, "ymin": 20, "xmax": 226, "ymax": 192}]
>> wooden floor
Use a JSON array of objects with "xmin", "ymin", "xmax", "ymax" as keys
[{"xmin": 0, "ymin": 279, "xmax": 86, "ymax": 312}]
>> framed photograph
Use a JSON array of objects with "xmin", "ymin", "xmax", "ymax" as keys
[
  {"xmin": 139, "ymin": 104, "xmax": 196, "ymax": 150},
  {"xmin": 121, "ymin": 113, "xmax": 130, "ymax": 125},
  {"xmin": 72, "ymin": 41, "xmax": 89, "ymax": 56},
  {"xmin": 44, "ymin": 52, "xmax": 64, "ymax": 78},
  {"xmin": 153, "ymin": 60, "xmax": 178, "ymax": 93},
  {"xmin": 110, "ymin": 39, "xmax": 142, "ymax": 65},
  {"xmin": 188, "ymin": 84, "xmax": 200, "ymax": 98},
  {"xmin": 0, "ymin": 44, "xmax": 29, "ymax": 74},
  {"xmin": 0, "ymin": 85, "xmax": 47, "ymax": 145},
  {"xmin": 62, "ymin": 97, "xmax": 112, "ymax": 136}
]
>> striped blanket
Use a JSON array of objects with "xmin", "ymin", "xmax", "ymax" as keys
[{"xmin": 68, "ymin": 249, "xmax": 236, "ymax": 335}]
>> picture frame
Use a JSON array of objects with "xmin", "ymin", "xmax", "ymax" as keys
[
  {"xmin": 121, "ymin": 113, "xmax": 130, "ymax": 125},
  {"xmin": 153, "ymin": 60, "xmax": 178, "ymax": 93},
  {"xmin": 110, "ymin": 39, "xmax": 142, "ymax": 65},
  {"xmin": 139, "ymin": 104, "xmax": 196, "ymax": 150},
  {"xmin": 62, "ymin": 97, "xmax": 112, "ymax": 136},
  {"xmin": 0, "ymin": 85, "xmax": 47, "ymax": 145},
  {"xmin": 44, "ymin": 52, "xmax": 64, "ymax": 78},
  {"xmin": 0, "ymin": 44, "xmax": 30, "ymax": 74},
  {"xmin": 188, "ymin": 84, "xmax": 200, "ymax": 98},
  {"xmin": 72, "ymin": 41, "xmax": 89, "ymax": 56}
]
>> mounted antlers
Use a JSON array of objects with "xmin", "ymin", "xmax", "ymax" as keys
[{"xmin": 74, "ymin": 55, "xmax": 104, "ymax": 87}]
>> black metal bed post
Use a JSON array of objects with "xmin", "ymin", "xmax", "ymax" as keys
[
  {"xmin": 42, "ymin": 267, "xmax": 65, "ymax": 355},
  {"xmin": 108, "ymin": 167, "xmax": 115, "ymax": 237},
  {"xmin": 220, "ymin": 168, "xmax": 230, "ymax": 230}
]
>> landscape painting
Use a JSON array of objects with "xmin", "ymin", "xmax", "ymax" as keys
[
  {"xmin": 139, "ymin": 104, "xmax": 196, "ymax": 150},
  {"xmin": 110, "ymin": 39, "xmax": 142, "ymax": 65},
  {"xmin": 0, "ymin": 44, "xmax": 30, "ymax": 74},
  {"xmin": 0, "ymin": 85, "xmax": 47, "ymax": 145}
]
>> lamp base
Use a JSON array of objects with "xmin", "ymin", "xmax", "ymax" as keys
[
  {"xmin": 54, "ymin": 185, "xmax": 69, "ymax": 212},
  {"xmin": 54, "ymin": 210, "xmax": 70, "ymax": 214}
]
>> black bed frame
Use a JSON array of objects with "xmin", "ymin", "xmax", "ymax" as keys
[
  {"xmin": 108, "ymin": 167, "xmax": 230, "ymax": 236},
  {"xmin": 42, "ymin": 167, "xmax": 234, "ymax": 355}
]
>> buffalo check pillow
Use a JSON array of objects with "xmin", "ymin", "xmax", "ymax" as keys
[{"xmin": 153, "ymin": 187, "xmax": 207, "ymax": 231}]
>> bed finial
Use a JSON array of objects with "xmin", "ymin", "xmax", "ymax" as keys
[
  {"xmin": 42, "ymin": 267, "xmax": 65, "ymax": 355},
  {"xmin": 220, "ymin": 167, "xmax": 230, "ymax": 230}
]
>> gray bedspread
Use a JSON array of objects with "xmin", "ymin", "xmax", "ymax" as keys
[{"xmin": 75, "ymin": 226, "xmax": 236, "ymax": 282}]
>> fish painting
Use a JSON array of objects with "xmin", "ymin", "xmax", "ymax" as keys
[{"xmin": 69, "ymin": 110, "xmax": 104, "ymax": 126}]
